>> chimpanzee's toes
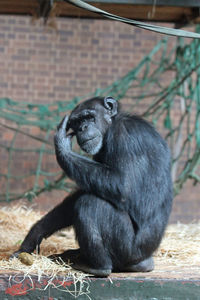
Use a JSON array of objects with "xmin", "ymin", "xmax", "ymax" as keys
[
  {"xmin": 49, "ymin": 249, "xmax": 112, "ymax": 277},
  {"xmin": 48, "ymin": 248, "xmax": 81, "ymax": 263},
  {"xmin": 72, "ymin": 262, "xmax": 112, "ymax": 277},
  {"xmin": 123, "ymin": 257, "xmax": 154, "ymax": 272}
]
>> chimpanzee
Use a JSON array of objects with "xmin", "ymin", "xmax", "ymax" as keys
[{"xmin": 12, "ymin": 96, "xmax": 173, "ymax": 277}]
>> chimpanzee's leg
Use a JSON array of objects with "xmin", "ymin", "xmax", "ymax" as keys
[
  {"xmin": 72, "ymin": 195, "xmax": 112, "ymax": 276},
  {"xmin": 69, "ymin": 194, "xmax": 155, "ymax": 276},
  {"xmin": 12, "ymin": 190, "xmax": 83, "ymax": 257},
  {"xmin": 71, "ymin": 194, "xmax": 138, "ymax": 277}
]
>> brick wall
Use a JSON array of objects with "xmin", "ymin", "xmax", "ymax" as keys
[
  {"xmin": 0, "ymin": 16, "xmax": 163, "ymax": 102},
  {"xmin": 0, "ymin": 15, "xmax": 199, "ymax": 222}
]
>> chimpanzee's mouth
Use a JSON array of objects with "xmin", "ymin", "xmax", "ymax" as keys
[
  {"xmin": 81, "ymin": 136, "xmax": 97, "ymax": 146},
  {"xmin": 79, "ymin": 135, "xmax": 102, "ymax": 155}
]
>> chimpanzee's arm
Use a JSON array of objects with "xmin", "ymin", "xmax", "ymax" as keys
[
  {"xmin": 54, "ymin": 115, "xmax": 124, "ymax": 208},
  {"xmin": 12, "ymin": 191, "xmax": 80, "ymax": 256}
]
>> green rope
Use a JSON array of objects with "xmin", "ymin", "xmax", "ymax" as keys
[{"xmin": 0, "ymin": 30, "xmax": 200, "ymax": 202}]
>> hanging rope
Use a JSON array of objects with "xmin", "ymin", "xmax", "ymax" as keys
[{"xmin": 64, "ymin": 0, "xmax": 200, "ymax": 39}]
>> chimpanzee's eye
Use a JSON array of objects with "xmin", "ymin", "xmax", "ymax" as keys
[{"xmin": 84, "ymin": 115, "xmax": 95, "ymax": 122}]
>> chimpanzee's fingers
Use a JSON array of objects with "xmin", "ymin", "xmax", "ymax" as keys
[
  {"xmin": 57, "ymin": 114, "xmax": 69, "ymax": 131},
  {"xmin": 62, "ymin": 114, "xmax": 69, "ymax": 130}
]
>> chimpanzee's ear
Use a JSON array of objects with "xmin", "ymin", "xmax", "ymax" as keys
[{"xmin": 104, "ymin": 97, "xmax": 118, "ymax": 117}]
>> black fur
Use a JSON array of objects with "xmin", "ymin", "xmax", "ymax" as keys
[{"xmin": 12, "ymin": 97, "xmax": 173, "ymax": 276}]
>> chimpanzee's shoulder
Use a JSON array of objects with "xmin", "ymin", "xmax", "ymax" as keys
[
  {"xmin": 112, "ymin": 112, "xmax": 167, "ymax": 148},
  {"xmin": 113, "ymin": 112, "xmax": 154, "ymax": 134}
]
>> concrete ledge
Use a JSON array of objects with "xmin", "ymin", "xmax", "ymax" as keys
[{"xmin": 0, "ymin": 272, "xmax": 200, "ymax": 300}]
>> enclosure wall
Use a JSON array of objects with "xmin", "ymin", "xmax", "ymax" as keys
[{"xmin": 0, "ymin": 15, "xmax": 199, "ymax": 222}]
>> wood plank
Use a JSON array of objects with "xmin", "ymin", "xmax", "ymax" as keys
[
  {"xmin": 55, "ymin": 2, "xmax": 196, "ymax": 23},
  {"xmin": 89, "ymin": 0, "xmax": 200, "ymax": 7},
  {"xmin": 0, "ymin": 0, "xmax": 38, "ymax": 15},
  {"xmin": 0, "ymin": 0, "xmax": 198, "ymax": 23}
]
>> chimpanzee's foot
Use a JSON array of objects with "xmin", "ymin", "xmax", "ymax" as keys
[
  {"xmin": 72, "ymin": 261, "xmax": 112, "ymax": 277},
  {"xmin": 49, "ymin": 248, "xmax": 111, "ymax": 277},
  {"xmin": 48, "ymin": 248, "xmax": 81, "ymax": 263},
  {"xmin": 123, "ymin": 257, "xmax": 154, "ymax": 272}
]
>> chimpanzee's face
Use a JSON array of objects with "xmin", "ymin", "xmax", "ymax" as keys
[{"xmin": 68, "ymin": 97, "xmax": 118, "ymax": 155}]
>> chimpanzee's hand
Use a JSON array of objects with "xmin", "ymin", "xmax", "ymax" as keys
[
  {"xmin": 54, "ymin": 114, "xmax": 73, "ymax": 153},
  {"xmin": 57, "ymin": 114, "xmax": 69, "ymax": 134}
]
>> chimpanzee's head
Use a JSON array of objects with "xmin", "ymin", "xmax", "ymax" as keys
[{"xmin": 67, "ymin": 97, "xmax": 118, "ymax": 155}]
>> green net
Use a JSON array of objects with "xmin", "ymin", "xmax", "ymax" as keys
[{"xmin": 0, "ymin": 33, "xmax": 200, "ymax": 202}]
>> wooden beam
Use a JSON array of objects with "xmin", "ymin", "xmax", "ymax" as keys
[
  {"xmin": 89, "ymin": 0, "xmax": 200, "ymax": 7},
  {"xmin": 0, "ymin": 0, "xmax": 39, "ymax": 16},
  {"xmin": 0, "ymin": 0, "xmax": 199, "ymax": 24},
  {"xmin": 53, "ymin": 2, "xmax": 196, "ymax": 23}
]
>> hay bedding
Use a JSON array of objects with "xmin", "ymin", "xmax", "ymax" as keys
[
  {"xmin": 0, "ymin": 205, "xmax": 200, "ymax": 280},
  {"xmin": 0, "ymin": 205, "xmax": 93, "ymax": 298}
]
